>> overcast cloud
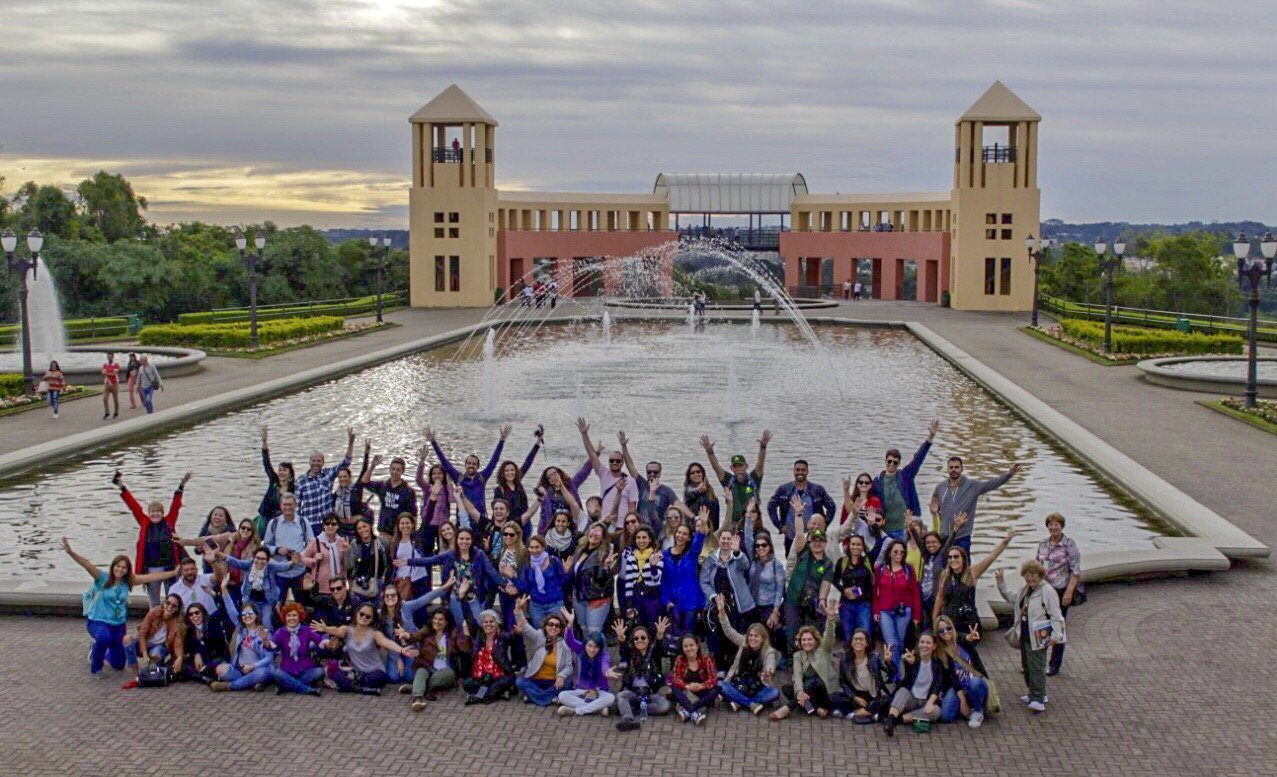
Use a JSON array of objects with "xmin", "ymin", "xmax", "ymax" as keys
[{"xmin": 0, "ymin": 0, "xmax": 1272, "ymax": 228}]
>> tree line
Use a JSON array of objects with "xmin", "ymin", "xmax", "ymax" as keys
[{"xmin": 0, "ymin": 172, "xmax": 406, "ymax": 324}]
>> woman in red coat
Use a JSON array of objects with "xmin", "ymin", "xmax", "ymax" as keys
[{"xmin": 116, "ymin": 470, "xmax": 192, "ymax": 607}]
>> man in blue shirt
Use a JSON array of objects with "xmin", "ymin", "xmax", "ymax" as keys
[
  {"xmin": 874, "ymin": 419, "xmax": 938, "ymax": 540},
  {"xmin": 263, "ymin": 492, "xmax": 313, "ymax": 604},
  {"xmin": 427, "ymin": 424, "xmax": 510, "ymax": 529},
  {"xmin": 767, "ymin": 459, "xmax": 835, "ymax": 552}
]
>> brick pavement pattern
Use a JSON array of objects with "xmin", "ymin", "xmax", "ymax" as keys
[{"xmin": 2, "ymin": 301, "xmax": 1274, "ymax": 775}]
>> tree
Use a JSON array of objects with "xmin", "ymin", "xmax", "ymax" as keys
[
  {"xmin": 1038, "ymin": 241, "xmax": 1101, "ymax": 304},
  {"xmin": 14, "ymin": 182, "xmax": 80, "ymax": 239},
  {"xmin": 1147, "ymin": 232, "xmax": 1240, "ymax": 316},
  {"xmin": 77, "ymin": 171, "xmax": 147, "ymax": 242}
]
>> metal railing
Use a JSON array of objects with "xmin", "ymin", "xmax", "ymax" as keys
[
  {"xmin": 678, "ymin": 226, "xmax": 785, "ymax": 249},
  {"xmin": 1040, "ymin": 294, "xmax": 1277, "ymax": 341},
  {"xmin": 982, "ymin": 143, "xmax": 1016, "ymax": 163},
  {"xmin": 432, "ymin": 147, "xmax": 463, "ymax": 163}
]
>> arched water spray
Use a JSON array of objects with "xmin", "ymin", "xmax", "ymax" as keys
[{"xmin": 481, "ymin": 328, "xmax": 496, "ymax": 416}]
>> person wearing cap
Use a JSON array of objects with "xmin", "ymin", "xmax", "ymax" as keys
[
  {"xmin": 701, "ymin": 430, "xmax": 770, "ymax": 528},
  {"xmin": 781, "ymin": 498, "xmax": 834, "ymax": 646},
  {"xmin": 874, "ymin": 419, "xmax": 939, "ymax": 541}
]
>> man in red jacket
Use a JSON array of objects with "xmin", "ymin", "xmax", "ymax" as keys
[{"xmin": 116, "ymin": 470, "xmax": 193, "ymax": 606}]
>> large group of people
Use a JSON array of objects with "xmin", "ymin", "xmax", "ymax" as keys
[{"xmin": 69, "ymin": 418, "xmax": 1082, "ymax": 734}]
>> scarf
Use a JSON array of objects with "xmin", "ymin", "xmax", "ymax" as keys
[
  {"xmin": 546, "ymin": 527, "xmax": 574, "ymax": 554},
  {"xmin": 332, "ymin": 485, "xmax": 352, "ymax": 519},
  {"xmin": 286, "ymin": 625, "xmax": 302, "ymax": 660},
  {"xmin": 319, "ymin": 534, "xmax": 342, "ymax": 578},
  {"xmin": 247, "ymin": 564, "xmax": 267, "ymax": 592},
  {"xmin": 529, "ymin": 550, "xmax": 549, "ymax": 593},
  {"xmin": 634, "ymin": 546, "xmax": 655, "ymax": 576}
]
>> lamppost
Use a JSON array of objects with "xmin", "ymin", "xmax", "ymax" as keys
[
  {"xmin": 368, "ymin": 234, "xmax": 392, "ymax": 324},
  {"xmin": 234, "ymin": 229, "xmax": 266, "ymax": 349},
  {"xmin": 1231, "ymin": 232, "xmax": 1275, "ymax": 409},
  {"xmin": 1094, "ymin": 237, "xmax": 1126, "ymax": 353},
  {"xmin": 2, "ymin": 228, "xmax": 44, "ymax": 393},
  {"xmin": 1025, "ymin": 234, "xmax": 1054, "ymax": 328}
]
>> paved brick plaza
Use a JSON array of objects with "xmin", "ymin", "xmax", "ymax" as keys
[{"xmin": 2, "ymin": 302, "xmax": 1273, "ymax": 775}]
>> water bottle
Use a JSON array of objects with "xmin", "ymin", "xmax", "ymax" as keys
[{"xmin": 639, "ymin": 697, "xmax": 648, "ymax": 722}]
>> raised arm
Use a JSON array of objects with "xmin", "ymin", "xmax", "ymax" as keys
[
  {"xmin": 576, "ymin": 417, "xmax": 603, "ymax": 474},
  {"xmin": 343, "ymin": 426, "xmax": 356, "ymax": 466},
  {"xmin": 481, "ymin": 425, "xmax": 510, "ymax": 481},
  {"xmin": 520, "ymin": 430, "xmax": 542, "ymax": 475},
  {"xmin": 970, "ymin": 528, "xmax": 1018, "ymax": 581},
  {"xmin": 618, "ymin": 431, "xmax": 642, "ymax": 479},
  {"xmin": 60, "ymin": 538, "xmax": 100, "ymax": 580},
  {"xmin": 415, "ymin": 444, "xmax": 428, "ymax": 491},
  {"xmin": 426, "ymin": 427, "xmax": 462, "ymax": 481},
  {"xmin": 977, "ymin": 462, "xmax": 1020, "ymax": 495},
  {"xmin": 261, "ymin": 429, "xmax": 279, "ymax": 484},
  {"xmin": 755, "ymin": 429, "xmax": 771, "ymax": 481},
  {"xmin": 360, "ymin": 452, "xmax": 383, "ymax": 486},
  {"xmin": 904, "ymin": 419, "xmax": 939, "ymax": 476},
  {"xmin": 699, "ymin": 435, "xmax": 727, "ymax": 484}
]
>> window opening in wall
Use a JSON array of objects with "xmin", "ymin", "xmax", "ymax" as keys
[
  {"xmin": 984, "ymin": 258, "xmax": 996, "ymax": 295},
  {"xmin": 434, "ymin": 256, "xmax": 445, "ymax": 291},
  {"xmin": 449, "ymin": 256, "xmax": 460, "ymax": 292},
  {"xmin": 449, "ymin": 212, "xmax": 460, "ymax": 223},
  {"xmin": 999, "ymin": 258, "xmax": 1012, "ymax": 295}
]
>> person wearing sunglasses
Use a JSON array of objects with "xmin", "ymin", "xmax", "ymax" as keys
[
  {"xmin": 224, "ymin": 520, "xmax": 262, "ymax": 611},
  {"xmin": 874, "ymin": 418, "xmax": 939, "ymax": 540},
  {"xmin": 714, "ymin": 594, "xmax": 780, "ymax": 715},
  {"xmin": 209, "ymin": 602, "xmax": 276, "ymax": 692},
  {"xmin": 512, "ymin": 597, "xmax": 575, "ymax": 707},
  {"xmin": 213, "ymin": 546, "xmax": 303, "ymax": 633},
  {"xmin": 608, "ymin": 617, "xmax": 672, "ymax": 731},
  {"xmin": 397, "ymin": 527, "xmax": 502, "ymax": 631},
  {"xmin": 698, "ymin": 506, "xmax": 755, "ymax": 669},
  {"xmin": 313, "ymin": 603, "xmax": 419, "ymax": 695},
  {"xmin": 576, "ymin": 419, "xmax": 640, "ymax": 530},
  {"xmin": 301, "ymin": 514, "xmax": 350, "ymax": 598},
  {"xmin": 932, "ymin": 528, "xmax": 1019, "ymax": 643},
  {"xmin": 180, "ymin": 602, "xmax": 231, "ymax": 683},
  {"xmin": 934, "ymin": 614, "xmax": 994, "ymax": 728},
  {"xmin": 745, "ymin": 521, "xmax": 786, "ymax": 653},
  {"xmin": 618, "ymin": 434, "xmax": 676, "ymax": 530},
  {"xmin": 831, "ymin": 628, "xmax": 893, "ymax": 723},
  {"xmin": 839, "ymin": 472, "xmax": 881, "ymax": 528},
  {"xmin": 121, "ymin": 593, "xmax": 186, "ymax": 690}
]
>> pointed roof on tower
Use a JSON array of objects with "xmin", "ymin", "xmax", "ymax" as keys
[
  {"xmin": 958, "ymin": 81, "xmax": 1040, "ymax": 123},
  {"xmin": 410, "ymin": 84, "xmax": 498, "ymax": 126}
]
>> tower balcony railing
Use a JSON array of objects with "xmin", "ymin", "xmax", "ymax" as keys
[
  {"xmin": 981, "ymin": 143, "xmax": 1016, "ymax": 163},
  {"xmin": 430, "ymin": 148, "xmax": 494, "ymax": 163}
]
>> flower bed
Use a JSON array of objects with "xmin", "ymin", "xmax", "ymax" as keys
[
  {"xmin": 139, "ymin": 316, "xmax": 345, "ymax": 349},
  {"xmin": 0, "ymin": 382, "xmax": 90, "ymax": 413},
  {"xmin": 1218, "ymin": 397, "xmax": 1277, "ymax": 427}
]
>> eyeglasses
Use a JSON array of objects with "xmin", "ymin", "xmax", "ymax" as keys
[
  {"xmin": 947, "ymin": 553, "xmax": 963, "ymax": 560},
  {"xmin": 609, "ymin": 458, "xmax": 623, "ymax": 464},
  {"xmin": 885, "ymin": 458, "xmax": 900, "ymax": 464},
  {"xmin": 754, "ymin": 542, "xmax": 769, "ymax": 549},
  {"xmin": 503, "ymin": 531, "xmax": 518, "ymax": 537},
  {"xmin": 646, "ymin": 471, "xmax": 660, "ymax": 477},
  {"xmin": 331, "ymin": 585, "xmax": 346, "ymax": 591},
  {"xmin": 357, "ymin": 612, "xmax": 373, "ymax": 620},
  {"xmin": 856, "ymin": 480, "xmax": 872, "ymax": 486},
  {"xmin": 323, "ymin": 522, "xmax": 338, "ymax": 528},
  {"xmin": 544, "ymin": 622, "xmax": 562, "ymax": 629},
  {"xmin": 632, "ymin": 636, "xmax": 648, "ymax": 642},
  {"xmin": 937, "ymin": 626, "xmax": 953, "ymax": 634}
]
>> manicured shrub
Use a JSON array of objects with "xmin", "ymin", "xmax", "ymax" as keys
[
  {"xmin": 176, "ymin": 292, "xmax": 401, "ymax": 324},
  {"xmin": 1060, "ymin": 318, "xmax": 1242, "ymax": 355},
  {"xmin": 138, "ymin": 316, "xmax": 344, "ymax": 349},
  {"xmin": 0, "ymin": 373, "xmax": 27, "ymax": 397},
  {"xmin": 0, "ymin": 317, "xmax": 129, "ymax": 346}
]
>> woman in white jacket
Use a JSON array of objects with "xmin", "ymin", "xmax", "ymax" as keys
[{"xmin": 996, "ymin": 559, "xmax": 1065, "ymax": 713}]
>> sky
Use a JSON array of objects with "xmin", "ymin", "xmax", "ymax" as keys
[{"xmin": 0, "ymin": 0, "xmax": 1273, "ymax": 229}]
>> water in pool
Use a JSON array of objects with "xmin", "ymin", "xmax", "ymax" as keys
[{"xmin": 0, "ymin": 320, "xmax": 1163, "ymax": 576}]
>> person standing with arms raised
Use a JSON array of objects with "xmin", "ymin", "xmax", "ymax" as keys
[
  {"xmin": 427, "ymin": 424, "xmax": 510, "ymax": 533},
  {"xmin": 701, "ymin": 429, "xmax": 770, "ymax": 529},
  {"xmin": 929, "ymin": 456, "xmax": 1020, "ymax": 554},
  {"xmin": 874, "ymin": 419, "xmax": 938, "ymax": 541},
  {"xmin": 576, "ymin": 418, "xmax": 639, "ymax": 531},
  {"xmin": 294, "ymin": 427, "xmax": 356, "ymax": 535}
]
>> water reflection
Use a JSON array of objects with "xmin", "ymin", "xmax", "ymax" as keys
[{"xmin": 0, "ymin": 322, "xmax": 1163, "ymax": 576}]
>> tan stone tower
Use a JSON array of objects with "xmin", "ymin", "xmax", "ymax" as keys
[
  {"xmin": 948, "ymin": 81, "xmax": 1041, "ymax": 310},
  {"xmin": 408, "ymin": 85, "xmax": 499, "ymax": 307}
]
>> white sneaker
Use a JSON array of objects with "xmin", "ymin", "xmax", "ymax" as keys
[
  {"xmin": 53, "ymin": 412, "xmax": 59, "ymax": 419},
  {"xmin": 968, "ymin": 711, "xmax": 984, "ymax": 728},
  {"xmin": 1019, "ymin": 694, "xmax": 1031, "ymax": 704},
  {"xmin": 556, "ymin": 705, "xmax": 574, "ymax": 717},
  {"xmin": 676, "ymin": 708, "xmax": 689, "ymax": 722},
  {"xmin": 1027, "ymin": 700, "xmax": 1046, "ymax": 713}
]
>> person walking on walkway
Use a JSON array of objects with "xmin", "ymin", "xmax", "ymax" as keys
[
  {"xmin": 101, "ymin": 351, "xmax": 121, "ymax": 419},
  {"xmin": 41, "ymin": 360, "xmax": 66, "ymax": 418},
  {"xmin": 137, "ymin": 355, "xmax": 163, "ymax": 414},
  {"xmin": 124, "ymin": 352, "xmax": 140, "ymax": 410}
]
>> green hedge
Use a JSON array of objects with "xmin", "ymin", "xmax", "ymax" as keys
[
  {"xmin": 1060, "ymin": 318, "xmax": 1243, "ymax": 355},
  {"xmin": 177, "ymin": 292, "xmax": 402, "ymax": 325},
  {"xmin": 0, "ymin": 317, "xmax": 130, "ymax": 345},
  {"xmin": 139, "ymin": 316, "xmax": 345, "ymax": 349},
  {"xmin": 0, "ymin": 373, "xmax": 26, "ymax": 397}
]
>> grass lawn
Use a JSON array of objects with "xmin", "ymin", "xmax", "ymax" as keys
[{"xmin": 1199, "ymin": 399, "xmax": 1277, "ymax": 436}]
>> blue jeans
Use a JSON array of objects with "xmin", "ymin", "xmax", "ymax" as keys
[
  {"xmin": 839, "ymin": 600, "xmax": 873, "ymax": 641},
  {"xmin": 446, "ymin": 595, "xmax": 483, "ymax": 633},
  {"xmin": 402, "ymin": 587, "xmax": 450, "ymax": 631},
  {"xmin": 223, "ymin": 665, "xmax": 275, "ymax": 691},
  {"xmin": 515, "ymin": 676, "xmax": 564, "ymax": 707},
  {"xmin": 719, "ymin": 681, "xmax": 780, "ymax": 707},
  {"xmin": 274, "ymin": 574, "xmax": 305, "ymax": 606},
  {"xmin": 385, "ymin": 653, "xmax": 411, "ymax": 684},
  {"xmin": 87, "ymin": 619, "xmax": 127, "ymax": 674},
  {"xmin": 272, "ymin": 666, "xmax": 324, "ymax": 694},
  {"xmin": 879, "ymin": 607, "xmax": 912, "ymax": 673},
  {"xmin": 940, "ymin": 677, "xmax": 988, "ymax": 721},
  {"xmin": 126, "ymin": 643, "xmax": 168, "ymax": 667},
  {"xmin": 528, "ymin": 599, "xmax": 561, "ymax": 629},
  {"xmin": 48, "ymin": 391, "xmax": 60, "ymax": 414},
  {"xmin": 574, "ymin": 600, "xmax": 611, "ymax": 639},
  {"xmin": 141, "ymin": 385, "xmax": 156, "ymax": 413}
]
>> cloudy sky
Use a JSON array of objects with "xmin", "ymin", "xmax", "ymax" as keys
[{"xmin": 1, "ymin": 0, "xmax": 1272, "ymax": 228}]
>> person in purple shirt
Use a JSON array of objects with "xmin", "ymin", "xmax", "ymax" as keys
[
  {"xmin": 360, "ymin": 452, "xmax": 419, "ymax": 538},
  {"xmin": 268, "ymin": 602, "xmax": 325, "ymax": 696},
  {"xmin": 426, "ymin": 425, "xmax": 511, "ymax": 531},
  {"xmin": 532, "ymin": 455, "xmax": 596, "ymax": 535}
]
